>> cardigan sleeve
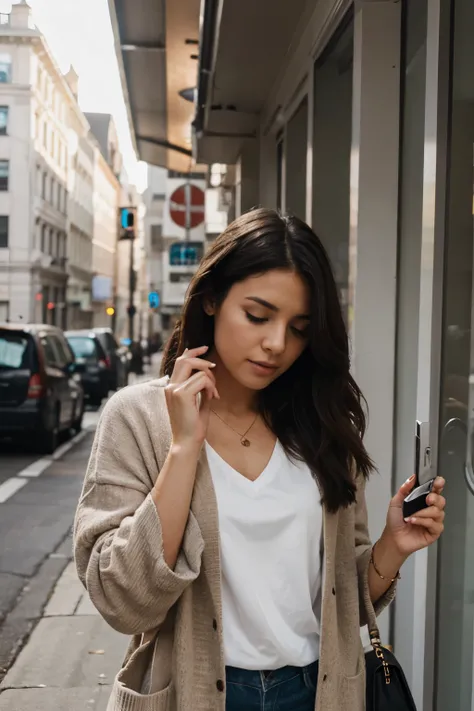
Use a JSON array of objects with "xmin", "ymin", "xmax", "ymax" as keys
[
  {"xmin": 354, "ymin": 473, "xmax": 397, "ymax": 630},
  {"xmin": 73, "ymin": 388, "xmax": 205, "ymax": 636}
]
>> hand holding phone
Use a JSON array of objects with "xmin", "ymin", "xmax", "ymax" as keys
[{"xmin": 402, "ymin": 421, "xmax": 435, "ymax": 519}]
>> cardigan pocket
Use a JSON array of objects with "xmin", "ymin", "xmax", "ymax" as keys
[
  {"xmin": 339, "ymin": 665, "xmax": 365, "ymax": 711},
  {"xmin": 107, "ymin": 679, "xmax": 175, "ymax": 711}
]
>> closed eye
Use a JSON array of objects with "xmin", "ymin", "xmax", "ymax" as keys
[
  {"xmin": 245, "ymin": 312, "xmax": 267, "ymax": 324},
  {"xmin": 246, "ymin": 311, "xmax": 308, "ymax": 338},
  {"xmin": 292, "ymin": 326, "xmax": 308, "ymax": 338}
]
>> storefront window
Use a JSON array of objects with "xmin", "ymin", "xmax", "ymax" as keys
[
  {"xmin": 435, "ymin": 0, "xmax": 474, "ymax": 707},
  {"xmin": 311, "ymin": 13, "xmax": 353, "ymax": 319}
]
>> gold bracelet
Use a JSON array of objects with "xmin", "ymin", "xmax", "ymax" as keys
[{"xmin": 370, "ymin": 543, "xmax": 401, "ymax": 583}]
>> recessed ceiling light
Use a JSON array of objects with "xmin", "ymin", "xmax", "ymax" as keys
[{"xmin": 179, "ymin": 87, "xmax": 196, "ymax": 103}]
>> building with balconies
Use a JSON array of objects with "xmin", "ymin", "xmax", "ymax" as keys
[{"xmin": 0, "ymin": 2, "xmax": 74, "ymax": 325}]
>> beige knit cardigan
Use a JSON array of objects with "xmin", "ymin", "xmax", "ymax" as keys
[{"xmin": 74, "ymin": 377, "xmax": 396, "ymax": 711}]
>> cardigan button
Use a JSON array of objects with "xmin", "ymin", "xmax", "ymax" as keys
[
  {"xmin": 323, "ymin": 674, "xmax": 328, "ymax": 681},
  {"xmin": 216, "ymin": 679, "xmax": 225, "ymax": 692},
  {"xmin": 332, "ymin": 587, "xmax": 336, "ymax": 595},
  {"xmin": 212, "ymin": 618, "xmax": 218, "ymax": 631}
]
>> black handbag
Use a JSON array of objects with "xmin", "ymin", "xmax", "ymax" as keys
[{"xmin": 365, "ymin": 625, "xmax": 417, "ymax": 710}]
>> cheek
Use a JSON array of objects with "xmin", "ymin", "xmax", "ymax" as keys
[
  {"xmin": 283, "ymin": 339, "xmax": 307, "ymax": 367},
  {"xmin": 214, "ymin": 310, "xmax": 253, "ymax": 356}
]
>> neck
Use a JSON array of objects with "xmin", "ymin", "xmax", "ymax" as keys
[{"xmin": 208, "ymin": 349, "xmax": 257, "ymax": 416}]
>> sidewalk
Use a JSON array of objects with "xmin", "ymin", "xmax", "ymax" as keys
[
  {"xmin": 0, "ymin": 562, "xmax": 128, "ymax": 710},
  {"xmin": 0, "ymin": 352, "xmax": 163, "ymax": 710}
]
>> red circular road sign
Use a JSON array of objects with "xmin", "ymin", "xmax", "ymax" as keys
[{"xmin": 169, "ymin": 184, "xmax": 205, "ymax": 229}]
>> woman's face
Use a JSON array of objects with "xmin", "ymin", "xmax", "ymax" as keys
[{"xmin": 210, "ymin": 269, "xmax": 311, "ymax": 390}]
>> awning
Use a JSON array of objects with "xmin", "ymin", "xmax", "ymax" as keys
[
  {"xmin": 193, "ymin": 0, "xmax": 310, "ymax": 164},
  {"xmin": 108, "ymin": 0, "xmax": 204, "ymax": 171}
]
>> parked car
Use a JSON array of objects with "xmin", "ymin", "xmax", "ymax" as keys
[
  {"xmin": 91, "ymin": 327, "xmax": 129, "ymax": 390},
  {"xmin": 65, "ymin": 330, "xmax": 110, "ymax": 407},
  {"xmin": 0, "ymin": 323, "xmax": 84, "ymax": 453}
]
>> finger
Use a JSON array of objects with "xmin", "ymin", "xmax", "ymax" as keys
[
  {"xmin": 171, "ymin": 357, "xmax": 216, "ymax": 383},
  {"xmin": 404, "ymin": 516, "xmax": 444, "ymax": 536},
  {"xmin": 426, "ymin": 493, "xmax": 446, "ymax": 510},
  {"xmin": 432, "ymin": 476, "xmax": 445, "ymax": 493},
  {"xmin": 200, "ymin": 387, "xmax": 214, "ymax": 415},
  {"xmin": 175, "ymin": 371, "xmax": 216, "ymax": 401},
  {"xmin": 391, "ymin": 475, "xmax": 416, "ymax": 506},
  {"xmin": 181, "ymin": 345, "xmax": 208, "ymax": 358},
  {"xmin": 405, "ymin": 505, "xmax": 445, "ymax": 522}
]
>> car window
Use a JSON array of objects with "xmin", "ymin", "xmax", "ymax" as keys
[
  {"xmin": 40, "ymin": 335, "xmax": 61, "ymax": 368},
  {"xmin": 49, "ymin": 335, "xmax": 69, "ymax": 367},
  {"xmin": 67, "ymin": 336, "xmax": 98, "ymax": 359},
  {"xmin": 105, "ymin": 333, "xmax": 118, "ymax": 351},
  {"xmin": 0, "ymin": 331, "xmax": 31, "ymax": 369}
]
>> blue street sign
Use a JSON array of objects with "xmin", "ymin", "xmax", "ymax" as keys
[{"xmin": 148, "ymin": 291, "xmax": 160, "ymax": 309}]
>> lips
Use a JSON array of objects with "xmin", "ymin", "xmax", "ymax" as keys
[{"xmin": 248, "ymin": 360, "xmax": 278, "ymax": 370}]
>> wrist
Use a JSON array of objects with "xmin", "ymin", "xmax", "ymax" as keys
[
  {"xmin": 170, "ymin": 439, "xmax": 202, "ymax": 460},
  {"xmin": 375, "ymin": 530, "xmax": 408, "ymax": 575}
]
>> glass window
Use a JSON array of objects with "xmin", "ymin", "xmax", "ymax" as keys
[
  {"xmin": 0, "ymin": 160, "xmax": 9, "ymax": 191},
  {"xmin": 0, "ymin": 216, "xmax": 8, "ymax": 248},
  {"xmin": 40, "ymin": 335, "xmax": 59, "ymax": 367},
  {"xmin": 285, "ymin": 98, "xmax": 308, "ymax": 220},
  {"xmin": 49, "ymin": 335, "xmax": 68, "ymax": 367},
  {"xmin": 67, "ymin": 336, "xmax": 98, "ymax": 359},
  {"xmin": 276, "ymin": 134, "xmax": 284, "ymax": 211},
  {"xmin": 0, "ymin": 54, "xmax": 11, "ymax": 83},
  {"xmin": 392, "ymin": 0, "xmax": 428, "ymax": 667},
  {"xmin": 0, "ymin": 331, "xmax": 29, "ymax": 369},
  {"xmin": 169, "ymin": 241, "xmax": 203, "ymax": 266},
  {"xmin": 0, "ymin": 106, "xmax": 8, "ymax": 135},
  {"xmin": 434, "ymin": 0, "xmax": 474, "ymax": 707},
  {"xmin": 312, "ymin": 13, "xmax": 353, "ymax": 321}
]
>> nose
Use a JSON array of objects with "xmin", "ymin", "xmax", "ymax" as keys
[{"xmin": 262, "ymin": 323, "xmax": 286, "ymax": 355}]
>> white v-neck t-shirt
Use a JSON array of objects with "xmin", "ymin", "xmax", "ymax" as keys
[{"xmin": 205, "ymin": 440, "xmax": 323, "ymax": 670}]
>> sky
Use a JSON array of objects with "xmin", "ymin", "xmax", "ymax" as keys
[{"xmin": 1, "ymin": 0, "xmax": 147, "ymax": 190}]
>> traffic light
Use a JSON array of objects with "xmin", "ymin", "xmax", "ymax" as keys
[
  {"xmin": 148, "ymin": 291, "xmax": 160, "ymax": 309},
  {"xmin": 119, "ymin": 207, "xmax": 136, "ymax": 240}
]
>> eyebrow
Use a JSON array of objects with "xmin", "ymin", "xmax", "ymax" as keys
[{"xmin": 245, "ymin": 296, "xmax": 310, "ymax": 320}]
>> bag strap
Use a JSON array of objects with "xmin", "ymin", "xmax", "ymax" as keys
[{"xmin": 364, "ymin": 582, "xmax": 392, "ymax": 685}]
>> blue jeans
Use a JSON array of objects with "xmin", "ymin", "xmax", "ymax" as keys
[{"xmin": 225, "ymin": 660, "xmax": 318, "ymax": 711}]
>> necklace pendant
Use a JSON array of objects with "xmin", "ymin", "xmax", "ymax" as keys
[{"xmin": 241, "ymin": 438, "xmax": 251, "ymax": 447}]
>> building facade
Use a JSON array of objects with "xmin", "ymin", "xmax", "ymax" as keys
[
  {"xmin": 143, "ymin": 164, "xmax": 166, "ymax": 342},
  {"xmin": 85, "ymin": 113, "xmax": 122, "ymax": 330},
  {"xmin": 0, "ymin": 3, "xmax": 99, "ymax": 331},
  {"xmin": 117, "ymin": 179, "xmax": 145, "ymax": 343},
  {"xmin": 110, "ymin": 0, "xmax": 474, "ymax": 708},
  {"xmin": 0, "ymin": 2, "xmax": 72, "ymax": 325},
  {"xmin": 192, "ymin": 1, "xmax": 474, "ymax": 709},
  {"xmin": 64, "ymin": 68, "xmax": 95, "ymax": 330}
]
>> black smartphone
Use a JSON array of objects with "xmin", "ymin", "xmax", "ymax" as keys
[{"xmin": 402, "ymin": 421, "xmax": 435, "ymax": 519}]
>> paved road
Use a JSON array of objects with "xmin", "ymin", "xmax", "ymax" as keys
[{"xmin": 0, "ymin": 361, "xmax": 161, "ymax": 681}]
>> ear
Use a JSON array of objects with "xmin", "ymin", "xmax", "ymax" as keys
[{"xmin": 203, "ymin": 297, "xmax": 216, "ymax": 316}]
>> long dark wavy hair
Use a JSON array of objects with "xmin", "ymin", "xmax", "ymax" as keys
[{"xmin": 161, "ymin": 207, "xmax": 373, "ymax": 511}]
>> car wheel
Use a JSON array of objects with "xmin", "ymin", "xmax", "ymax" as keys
[{"xmin": 38, "ymin": 410, "xmax": 60, "ymax": 455}]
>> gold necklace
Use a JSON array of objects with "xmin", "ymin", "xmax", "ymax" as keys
[{"xmin": 211, "ymin": 409, "xmax": 258, "ymax": 447}]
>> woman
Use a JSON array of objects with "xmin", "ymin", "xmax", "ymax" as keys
[{"xmin": 74, "ymin": 208, "xmax": 445, "ymax": 711}]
